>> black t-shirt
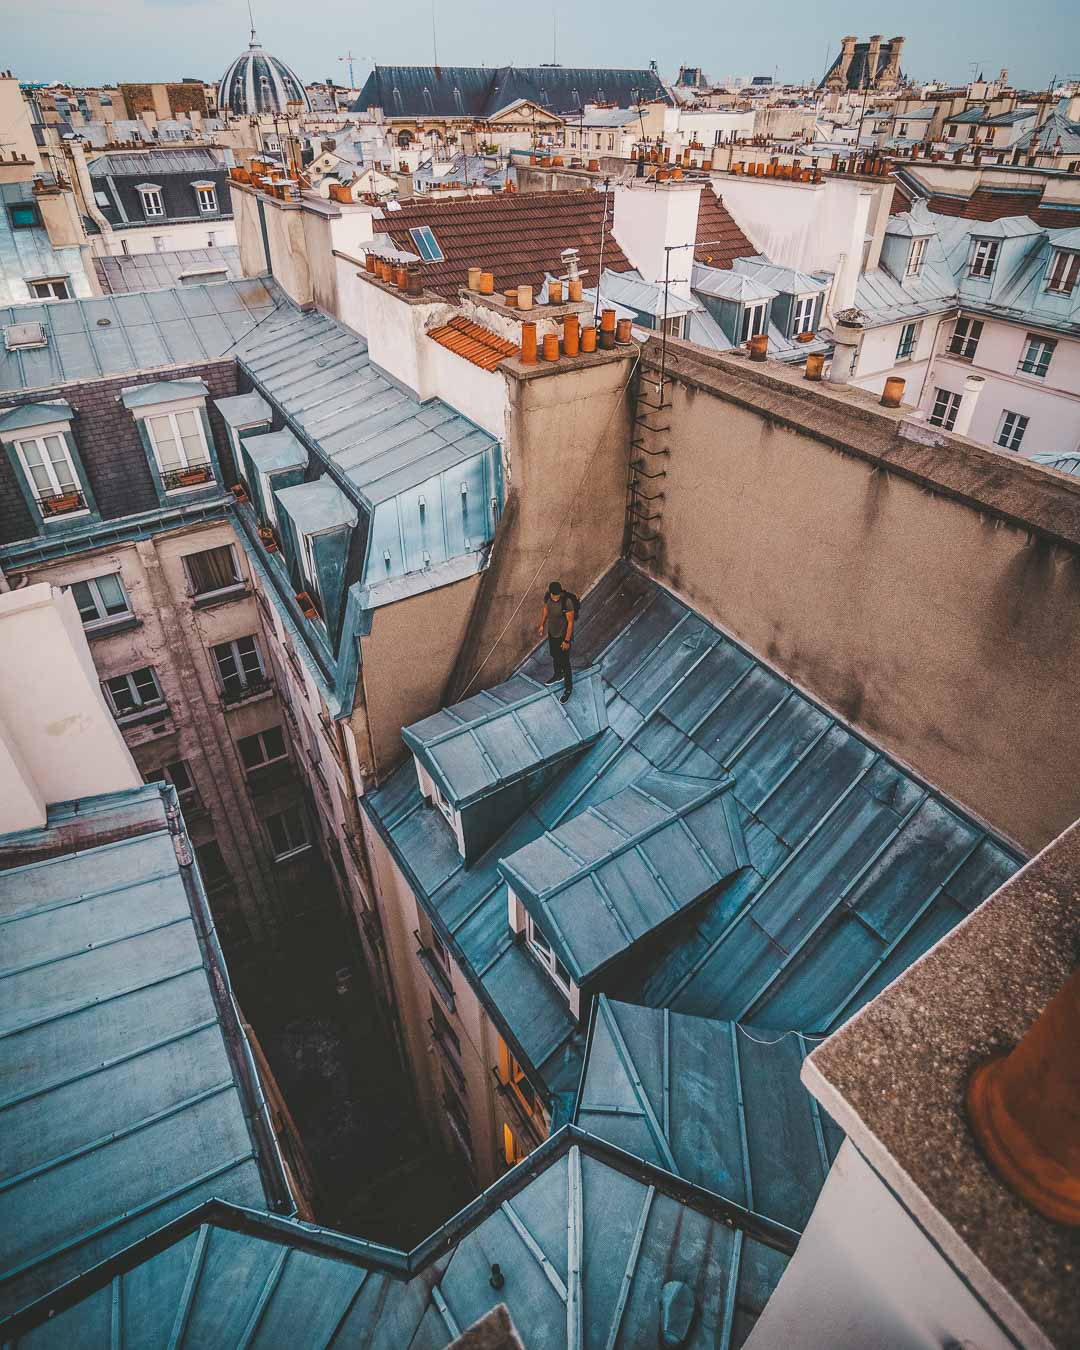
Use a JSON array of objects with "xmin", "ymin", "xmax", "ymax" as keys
[{"xmin": 546, "ymin": 592, "xmax": 570, "ymax": 642}]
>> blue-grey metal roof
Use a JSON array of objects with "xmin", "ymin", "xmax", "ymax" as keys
[
  {"xmin": 0, "ymin": 182, "xmax": 95, "ymax": 308},
  {"xmin": 87, "ymin": 148, "xmax": 227, "ymax": 178},
  {"xmin": 690, "ymin": 263, "xmax": 778, "ymax": 302},
  {"xmin": 119, "ymin": 376, "xmax": 208, "ymax": 409},
  {"xmin": 499, "ymin": 769, "xmax": 748, "ymax": 985},
  {"xmin": 595, "ymin": 268, "xmax": 700, "ymax": 319},
  {"xmin": 364, "ymin": 562, "xmax": 1022, "ymax": 1103},
  {"xmin": 234, "ymin": 303, "xmax": 500, "ymax": 509},
  {"xmin": 243, "ymin": 425, "xmax": 306, "ymax": 472},
  {"xmin": 403, "ymin": 666, "xmax": 608, "ymax": 810},
  {"xmin": 945, "ymin": 106, "xmax": 989, "ymax": 124},
  {"xmin": 276, "ymin": 475, "xmax": 358, "ymax": 535},
  {"xmin": 3, "ymin": 1129, "xmax": 790, "ymax": 1349},
  {"xmin": 1031, "ymin": 451, "xmax": 1080, "ymax": 476},
  {"xmin": 731, "ymin": 259, "xmax": 830, "ymax": 295},
  {"xmin": 0, "ymin": 784, "xmax": 289, "ymax": 1319},
  {"xmin": 575, "ymin": 998, "xmax": 842, "ymax": 1232},
  {"xmin": 0, "ymin": 399, "xmax": 71, "ymax": 433},
  {"xmin": 94, "ymin": 246, "xmax": 243, "ymax": 296},
  {"xmin": 0, "ymin": 277, "xmax": 280, "ymax": 396},
  {"xmin": 214, "ymin": 389, "xmax": 271, "ymax": 429},
  {"xmin": 1019, "ymin": 100, "xmax": 1080, "ymax": 154}
]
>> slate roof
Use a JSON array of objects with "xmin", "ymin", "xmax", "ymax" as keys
[
  {"xmin": 375, "ymin": 190, "xmax": 634, "ymax": 300},
  {"xmin": 818, "ymin": 39, "xmax": 903, "ymax": 92},
  {"xmin": 575, "ymin": 998, "xmax": 842, "ymax": 1232},
  {"xmin": 0, "ymin": 784, "xmax": 290, "ymax": 1319},
  {"xmin": 1019, "ymin": 100, "xmax": 1080, "ymax": 155},
  {"xmin": 2, "ymin": 1128, "xmax": 791, "ymax": 1349},
  {"xmin": 403, "ymin": 667, "xmax": 608, "ymax": 810},
  {"xmin": 353, "ymin": 65, "xmax": 671, "ymax": 119},
  {"xmin": 0, "ymin": 182, "xmax": 95, "ymax": 307},
  {"xmin": 500, "ymin": 770, "xmax": 748, "ymax": 986},
  {"xmin": 364, "ymin": 562, "xmax": 1021, "ymax": 1107},
  {"xmin": 87, "ymin": 148, "xmax": 233, "ymax": 229},
  {"xmin": 94, "ymin": 245, "xmax": 242, "ymax": 294},
  {"xmin": 0, "ymin": 277, "xmax": 280, "ymax": 396}
]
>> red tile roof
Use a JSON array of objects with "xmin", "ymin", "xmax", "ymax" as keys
[
  {"xmin": 378, "ymin": 186, "xmax": 756, "ymax": 299},
  {"xmin": 427, "ymin": 315, "xmax": 520, "ymax": 370},
  {"xmin": 378, "ymin": 191, "xmax": 633, "ymax": 300},
  {"xmin": 694, "ymin": 189, "xmax": 756, "ymax": 266},
  {"xmin": 923, "ymin": 187, "xmax": 1080, "ymax": 228}
]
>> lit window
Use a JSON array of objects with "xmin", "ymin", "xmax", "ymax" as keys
[
  {"xmin": 137, "ymin": 184, "xmax": 165, "ymax": 218},
  {"xmin": 29, "ymin": 277, "xmax": 70, "ymax": 300},
  {"xmin": 12, "ymin": 432, "xmax": 87, "ymax": 519},
  {"xmin": 265, "ymin": 805, "xmax": 310, "ymax": 860},
  {"xmin": 739, "ymin": 300, "xmax": 768, "ymax": 342},
  {"xmin": 194, "ymin": 183, "xmax": 218, "ymax": 213},
  {"xmin": 996, "ymin": 410, "xmax": 1029, "ymax": 451},
  {"xmin": 792, "ymin": 295, "xmax": 816, "ymax": 336},
  {"xmin": 1017, "ymin": 334, "xmax": 1056, "ymax": 379},
  {"xmin": 408, "ymin": 224, "xmax": 444, "ymax": 262},
  {"xmin": 905, "ymin": 236, "xmax": 928, "ymax": 277},
  {"xmin": 212, "ymin": 635, "xmax": 268, "ymax": 700},
  {"xmin": 70, "ymin": 573, "xmax": 130, "ymax": 626},
  {"xmin": 238, "ymin": 725, "xmax": 288, "ymax": 772},
  {"xmin": 929, "ymin": 387, "xmax": 962, "ymax": 431},
  {"xmin": 968, "ymin": 238, "xmax": 999, "ymax": 279},
  {"xmin": 184, "ymin": 544, "xmax": 242, "ymax": 597},
  {"xmin": 145, "ymin": 409, "xmax": 213, "ymax": 490},
  {"xmin": 947, "ymin": 316, "xmax": 983, "ymax": 360},
  {"xmin": 103, "ymin": 666, "xmax": 165, "ymax": 719},
  {"xmin": 503, "ymin": 1122, "xmax": 526, "ymax": 1167},
  {"xmin": 1045, "ymin": 249, "xmax": 1080, "ymax": 295},
  {"xmin": 525, "ymin": 913, "xmax": 573, "ymax": 998},
  {"xmin": 896, "ymin": 319, "xmax": 921, "ymax": 360}
]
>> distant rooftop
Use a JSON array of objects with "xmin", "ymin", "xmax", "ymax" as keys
[
  {"xmin": 94, "ymin": 245, "xmax": 242, "ymax": 294},
  {"xmin": 0, "ymin": 784, "xmax": 291, "ymax": 1318},
  {"xmin": 0, "ymin": 183, "xmax": 95, "ymax": 308}
]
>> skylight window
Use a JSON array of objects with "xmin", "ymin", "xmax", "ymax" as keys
[{"xmin": 409, "ymin": 225, "xmax": 445, "ymax": 263}]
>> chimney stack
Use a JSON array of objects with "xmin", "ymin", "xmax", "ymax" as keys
[{"xmin": 866, "ymin": 35, "xmax": 883, "ymax": 88}]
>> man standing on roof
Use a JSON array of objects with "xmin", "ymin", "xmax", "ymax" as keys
[{"xmin": 538, "ymin": 580, "xmax": 577, "ymax": 704}]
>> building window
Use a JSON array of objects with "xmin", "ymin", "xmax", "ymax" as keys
[
  {"xmin": 29, "ymin": 277, "xmax": 70, "ymax": 300},
  {"xmin": 1017, "ymin": 334, "xmax": 1056, "ymax": 379},
  {"xmin": 906, "ymin": 236, "xmax": 928, "ymax": 277},
  {"xmin": 500, "ymin": 1041, "xmax": 538, "ymax": 1115},
  {"xmin": 968, "ymin": 238, "xmax": 999, "ymax": 279},
  {"xmin": 739, "ymin": 300, "xmax": 768, "ymax": 342},
  {"xmin": 947, "ymin": 316, "xmax": 983, "ymax": 361},
  {"xmin": 503, "ymin": 1122, "xmax": 527, "ymax": 1167},
  {"xmin": 525, "ymin": 913, "xmax": 573, "ymax": 999},
  {"xmin": 443, "ymin": 1074, "xmax": 473, "ymax": 1160},
  {"xmin": 1045, "ymin": 249, "xmax": 1080, "ymax": 295},
  {"xmin": 184, "ymin": 544, "xmax": 242, "ymax": 597},
  {"xmin": 153, "ymin": 236, "xmax": 166, "ymax": 252},
  {"xmin": 194, "ymin": 840, "xmax": 232, "ymax": 896},
  {"xmin": 206, "ymin": 231, "xmax": 216, "ymax": 247},
  {"xmin": 213, "ymin": 635, "xmax": 268, "ymax": 701},
  {"xmin": 265, "ymin": 805, "xmax": 310, "ymax": 860},
  {"xmin": 137, "ymin": 185, "xmax": 165, "ymax": 218},
  {"xmin": 145, "ymin": 409, "xmax": 213, "ymax": 490},
  {"xmin": 896, "ymin": 319, "xmax": 921, "ymax": 360},
  {"xmin": 238, "ymin": 725, "xmax": 288, "ymax": 772},
  {"xmin": 145, "ymin": 759, "xmax": 200, "ymax": 811},
  {"xmin": 661, "ymin": 314, "xmax": 684, "ymax": 339},
  {"xmin": 898, "ymin": 122, "xmax": 909, "ymax": 137},
  {"xmin": 408, "ymin": 225, "xmax": 445, "ymax": 262},
  {"xmin": 607, "ymin": 133, "xmax": 615, "ymax": 151},
  {"xmin": 195, "ymin": 184, "xmax": 218, "ymax": 213},
  {"xmin": 9, "ymin": 201, "xmax": 41, "ymax": 229},
  {"xmin": 103, "ymin": 666, "xmax": 165, "ymax": 720},
  {"xmin": 70, "ymin": 573, "xmax": 130, "ymax": 626},
  {"xmin": 929, "ymin": 387, "xmax": 962, "ymax": 431},
  {"xmin": 996, "ymin": 410, "xmax": 1029, "ymax": 451},
  {"xmin": 12, "ymin": 432, "xmax": 87, "ymax": 518},
  {"xmin": 792, "ymin": 295, "xmax": 816, "ymax": 336}
]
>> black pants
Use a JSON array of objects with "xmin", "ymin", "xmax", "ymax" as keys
[{"xmin": 549, "ymin": 634, "xmax": 573, "ymax": 694}]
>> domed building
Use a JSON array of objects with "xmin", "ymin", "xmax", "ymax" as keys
[{"xmin": 218, "ymin": 28, "xmax": 311, "ymax": 115}]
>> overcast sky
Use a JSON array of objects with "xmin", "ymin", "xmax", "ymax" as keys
[{"xmin": 7, "ymin": 0, "xmax": 1077, "ymax": 92}]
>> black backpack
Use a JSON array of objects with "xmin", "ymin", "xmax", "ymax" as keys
[{"xmin": 553, "ymin": 590, "xmax": 581, "ymax": 617}]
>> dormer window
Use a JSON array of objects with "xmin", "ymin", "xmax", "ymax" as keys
[
  {"xmin": 524, "ymin": 912, "xmax": 579, "ymax": 1011},
  {"xmin": 1, "ymin": 402, "xmax": 96, "ymax": 526},
  {"xmin": 1045, "ymin": 249, "xmax": 1079, "ymax": 295},
  {"xmin": 792, "ymin": 295, "xmax": 816, "ymax": 336},
  {"xmin": 193, "ymin": 181, "xmax": 218, "ymax": 214},
  {"xmin": 906, "ymin": 237, "xmax": 928, "ymax": 277},
  {"xmin": 136, "ymin": 183, "xmax": 164, "ymax": 218},
  {"xmin": 969, "ymin": 238, "xmax": 999, "ymax": 279},
  {"xmin": 739, "ymin": 299, "xmax": 768, "ymax": 342},
  {"xmin": 122, "ymin": 380, "xmax": 219, "ymax": 499}
]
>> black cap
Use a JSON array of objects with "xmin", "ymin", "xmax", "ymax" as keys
[{"xmin": 548, "ymin": 580, "xmax": 563, "ymax": 595}]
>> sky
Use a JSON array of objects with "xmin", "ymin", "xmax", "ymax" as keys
[{"xmin": 6, "ymin": 0, "xmax": 1078, "ymax": 92}]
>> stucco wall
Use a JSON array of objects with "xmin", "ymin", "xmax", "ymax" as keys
[{"xmin": 641, "ymin": 340, "xmax": 1080, "ymax": 852}]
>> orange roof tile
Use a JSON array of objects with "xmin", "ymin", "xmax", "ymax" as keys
[{"xmin": 428, "ymin": 315, "xmax": 520, "ymax": 371}]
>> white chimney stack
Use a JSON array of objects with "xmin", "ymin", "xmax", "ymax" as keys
[{"xmin": 612, "ymin": 179, "xmax": 703, "ymax": 300}]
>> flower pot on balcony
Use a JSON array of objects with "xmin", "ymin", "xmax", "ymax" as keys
[
  {"xmin": 796, "ymin": 331, "xmax": 816, "ymax": 343},
  {"xmin": 230, "ymin": 483, "xmax": 249, "ymax": 502},
  {"xmin": 176, "ymin": 466, "xmax": 211, "ymax": 486},
  {"xmin": 42, "ymin": 491, "xmax": 82, "ymax": 515},
  {"xmin": 295, "ymin": 590, "xmax": 320, "ymax": 619}
]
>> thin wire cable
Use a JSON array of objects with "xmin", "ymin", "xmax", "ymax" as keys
[
  {"xmin": 734, "ymin": 1024, "xmax": 829, "ymax": 1046},
  {"xmin": 457, "ymin": 349, "xmax": 641, "ymax": 699}
]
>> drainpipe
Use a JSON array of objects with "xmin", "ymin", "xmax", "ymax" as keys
[
  {"xmin": 953, "ymin": 374, "xmax": 985, "ymax": 437},
  {"xmin": 65, "ymin": 139, "xmax": 113, "ymax": 239}
]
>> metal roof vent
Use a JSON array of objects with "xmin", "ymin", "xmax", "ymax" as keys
[
  {"xmin": 660, "ymin": 1281, "xmax": 695, "ymax": 1347},
  {"xmin": 4, "ymin": 321, "xmax": 47, "ymax": 351}
]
